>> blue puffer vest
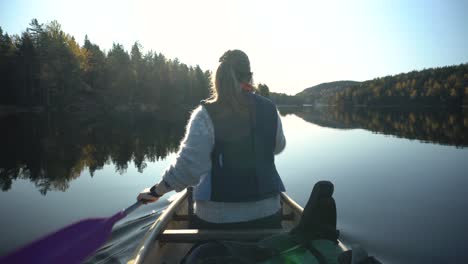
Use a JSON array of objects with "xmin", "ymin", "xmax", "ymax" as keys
[{"xmin": 194, "ymin": 93, "xmax": 285, "ymax": 202}]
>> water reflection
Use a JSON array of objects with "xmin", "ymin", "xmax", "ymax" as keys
[
  {"xmin": 0, "ymin": 112, "xmax": 186, "ymax": 194},
  {"xmin": 1, "ymin": 106, "xmax": 467, "ymax": 194},
  {"xmin": 280, "ymin": 106, "xmax": 468, "ymax": 148}
]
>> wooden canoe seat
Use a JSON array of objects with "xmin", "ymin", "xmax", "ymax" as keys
[
  {"xmin": 158, "ymin": 229, "xmax": 289, "ymax": 243},
  {"xmin": 172, "ymin": 213, "xmax": 295, "ymax": 221}
]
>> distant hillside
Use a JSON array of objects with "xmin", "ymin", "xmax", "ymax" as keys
[
  {"xmin": 296, "ymin": 81, "xmax": 360, "ymax": 105},
  {"xmin": 269, "ymin": 92, "xmax": 303, "ymax": 106},
  {"xmin": 331, "ymin": 64, "xmax": 468, "ymax": 107}
]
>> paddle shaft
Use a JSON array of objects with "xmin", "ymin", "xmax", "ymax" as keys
[{"xmin": 125, "ymin": 200, "xmax": 144, "ymax": 216}]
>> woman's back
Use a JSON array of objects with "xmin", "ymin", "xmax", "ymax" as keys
[{"xmin": 137, "ymin": 49, "xmax": 286, "ymax": 229}]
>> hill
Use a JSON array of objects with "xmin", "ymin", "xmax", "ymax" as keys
[
  {"xmin": 331, "ymin": 64, "xmax": 468, "ymax": 107},
  {"xmin": 296, "ymin": 81, "xmax": 360, "ymax": 105}
]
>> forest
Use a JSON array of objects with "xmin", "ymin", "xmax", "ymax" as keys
[
  {"xmin": 2, "ymin": 19, "xmax": 468, "ymax": 112},
  {"xmin": 329, "ymin": 64, "xmax": 468, "ymax": 107},
  {"xmin": 0, "ymin": 19, "xmax": 212, "ymax": 113}
]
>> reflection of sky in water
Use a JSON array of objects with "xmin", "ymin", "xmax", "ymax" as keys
[
  {"xmin": 278, "ymin": 114, "xmax": 468, "ymax": 263},
  {"xmin": 1, "ymin": 113, "xmax": 467, "ymax": 263}
]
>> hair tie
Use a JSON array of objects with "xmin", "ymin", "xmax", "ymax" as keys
[{"xmin": 240, "ymin": 82, "xmax": 254, "ymax": 92}]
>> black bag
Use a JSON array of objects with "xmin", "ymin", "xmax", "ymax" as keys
[{"xmin": 290, "ymin": 181, "xmax": 339, "ymax": 244}]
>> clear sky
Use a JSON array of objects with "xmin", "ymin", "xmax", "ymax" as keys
[{"xmin": 1, "ymin": 0, "xmax": 467, "ymax": 94}]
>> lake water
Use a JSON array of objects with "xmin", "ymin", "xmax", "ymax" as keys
[{"xmin": 0, "ymin": 107, "xmax": 467, "ymax": 263}]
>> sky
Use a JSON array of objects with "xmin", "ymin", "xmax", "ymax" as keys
[{"xmin": 1, "ymin": 0, "xmax": 467, "ymax": 94}]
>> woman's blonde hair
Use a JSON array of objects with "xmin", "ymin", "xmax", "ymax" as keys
[{"xmin": 207, "ymin": 50, "xmax": 253, "ymax": 113}]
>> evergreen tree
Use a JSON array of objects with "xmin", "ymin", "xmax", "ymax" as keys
[
  {"xmin": 257, "ymin": 83, "xmax": 270, "ymax": 98},
  {"xmin": 0, "ymin": 19, "xmax": 213, "ymax": 111}
]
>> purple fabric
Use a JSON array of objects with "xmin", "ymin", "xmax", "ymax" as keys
[{"xmin": 0, "ymin": 211, "xmax": 126, "ymax": 264}]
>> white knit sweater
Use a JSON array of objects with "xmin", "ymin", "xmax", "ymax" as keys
[{"xmin": 155, "ymin": 105, "xmax": 286, "ymax": 223}]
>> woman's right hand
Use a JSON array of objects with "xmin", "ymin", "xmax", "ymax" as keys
[{"xmin": 137, "ymin": 187, "xmax": 160, "ymax": 204}]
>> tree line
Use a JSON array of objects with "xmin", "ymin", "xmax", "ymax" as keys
[
  {"xmin": 256, "ymin": 83, "xmax": 304, "ymax": 106},
  {"xmin": 0, "ymin": 19, "xmax": 212, "ymax": 112},
  {"xmin": 330, "ymin": 64, "xmax": 468, "ymax": 107}
]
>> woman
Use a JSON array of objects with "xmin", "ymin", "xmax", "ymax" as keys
[{"xmin": 137, "ymin": 49, "xmax": 286, "ymax": 229}]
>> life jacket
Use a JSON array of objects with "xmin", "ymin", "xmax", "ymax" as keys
[{"xmin": 194, "ymin": 93, "xmax": 285, "ymax": 202}]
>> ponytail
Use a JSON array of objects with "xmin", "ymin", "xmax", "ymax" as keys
[{"xmin": 207, "ymin": 50, "xmax": 252, "ymax": 113}]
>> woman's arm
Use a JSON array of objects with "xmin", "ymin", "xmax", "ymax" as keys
[
  {"xmin": 154, "ymin": 106, "xmax": 214, "ymax": 194},
  {"xmin": 274, "ymin": 110, "xmax": 286, "ymax": 154}
]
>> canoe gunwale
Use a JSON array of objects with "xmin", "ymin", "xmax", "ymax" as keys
[
  {"xmin": 280, "ymin": 192, "xmax": 304, "ymax": 213},
  {"xmin": 128, "ymin": 190, "xmax": 188, "ymax": 264}
]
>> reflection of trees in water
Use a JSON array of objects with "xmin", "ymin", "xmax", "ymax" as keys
[
  {"xmin": 4, "ymin": 106, "xmax": 466, "ymax": 194},
  {"xmin": 293, "ymin": 106, "xmax": 468, "ymax": 147},
  {"xmin": 277, "ymin": 107, "xmax": 303, "ymax": 117},
  {"xmin": 0, "ymin": 112, "xmax": 186, "ymax": 194}
]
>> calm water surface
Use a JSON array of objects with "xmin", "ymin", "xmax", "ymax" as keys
[{"xmin": 0, "ymin": 107, "xmax": 467, "ymax": 263}]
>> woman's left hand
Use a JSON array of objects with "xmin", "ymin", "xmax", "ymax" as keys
[{"xmin": 137, "ymin": 187, "xmax": 160, "ymax": 204}]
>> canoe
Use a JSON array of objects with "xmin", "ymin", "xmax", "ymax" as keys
[{"xmin": 128, "ymin": 189, "xmax": 348, "ymax": 264}]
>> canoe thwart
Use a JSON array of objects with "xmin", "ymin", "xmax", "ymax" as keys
[
  {"xmin": 158, "ymin": 228, "xmax": 289, "ymax": 243},
  {"xmin": 172, "ymin": 213, "xmax": 295, "ymax": 221}
]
